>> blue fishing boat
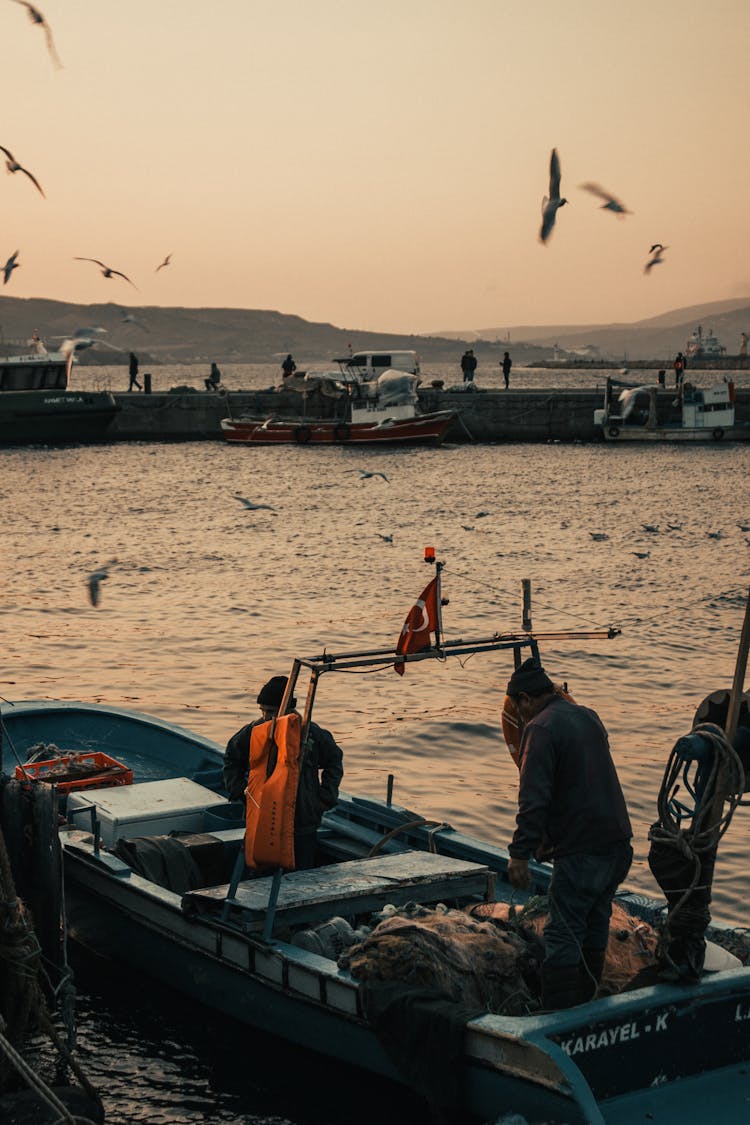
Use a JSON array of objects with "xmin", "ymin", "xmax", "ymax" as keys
[{"xmin": 2, "ymin": 574, "xmax": 750, "ymax": 1124}]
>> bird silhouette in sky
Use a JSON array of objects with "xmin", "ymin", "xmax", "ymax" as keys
[
  {"xmin": 0, "ymin": 145, "xmax": 45, "ymax": 197},
  {"xmin": 539, "ymin": 148, "xmax": 566, "ymax": 243},
  {"xmin": 2, "ymin": 250, "xmax": 20, "ymax": 285},
  {"xmin": 644, "ymin": 244, "xmax": 668, "ymax": 274},
  {"xmin": 10, "ymin": 1, "xmax": 62, "ymax": 68},
  {"xmin": 74, "ymin": 257, "xmax": 138, "ymax": 288},
  {"xmin": 345, "ymin": 469, "xmax": 390, "ymax": 482},
  {"xmin": 579, "ymin": 182, "xmax": 632, "ymax": 216},
  {"xmin": 232, "ymin": 493, "xmax": 277, "ymax": 511},
  {"xmin": 155, "ymin": 253, "xmax": 172, "ymax": 272}
]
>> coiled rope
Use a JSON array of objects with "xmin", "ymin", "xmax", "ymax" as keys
[{"xmin": 649, "ymin": 721, "xmax": 745, "ymax": 947}]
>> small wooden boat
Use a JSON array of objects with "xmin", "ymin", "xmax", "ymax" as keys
[
  {"xmin": 221, "ymin": 366, "xmax": 456, "ymax": 446},
  {"xmin": 220, "ymin": 410, "xmax": 455, "ymax": 446},
  {"xmin": 4, "ymin": 608, "xmax": 750, "ymax": 1122}
]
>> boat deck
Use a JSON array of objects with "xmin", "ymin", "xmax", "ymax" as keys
[{"xmin": 183, "ymin": 851, "xmax": 493, "ymax": 931}]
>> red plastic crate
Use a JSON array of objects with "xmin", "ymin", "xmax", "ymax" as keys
[{"xmin": 15, "ymin": 751, "xmax": 133, "ymax": 792}]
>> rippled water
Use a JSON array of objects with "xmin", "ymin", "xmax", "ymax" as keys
[{"xmin": 3, "ymin": 364, "xmax": 750, "ymax": 1123}]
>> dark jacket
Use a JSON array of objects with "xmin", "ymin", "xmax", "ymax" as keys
[
  {"xmin": 223, "ymin": 716, "xmax": 343, "ymax": 836},
  {"xmin": 508, "ymin": 696, "xmax": 631, "ymax": 860}
]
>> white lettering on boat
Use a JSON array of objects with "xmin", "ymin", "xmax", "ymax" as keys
[
  {"xmin": 735, "ymin": 1003, "xmax": 750, "ymax": 1022},
  {"xmin": 560, "ymin": 1013, "xmax": 669, "ymax": 1056}
]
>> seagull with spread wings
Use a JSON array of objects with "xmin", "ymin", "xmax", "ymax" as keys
[
  {"xmin": 0, "ymin": 145, "xmax": 45, "ymax": 197},
  {"xmin": 579, "ymin": 182, "xmax": 632, "ymax": 216},
  {"xmin": 155, "ymin": 253, "xmax": 172, "ymax": 273},
  {"xmin": 74, "ymin": 257, "xmax": 138, "ymax": 288},
  {"xmin": 644, "ymin": 244, "xmax": 668, "ymax": 273},
  {"xmin": 2, "ymin": 250, "xmax": 20, "ymax": 285},
  {"xmin": 539, "ymin": 148, "xmax": 567, "ymax": 243},
  {"xmin": 10, "ymin": 1, "xmax": 62, "ymax": 69}
]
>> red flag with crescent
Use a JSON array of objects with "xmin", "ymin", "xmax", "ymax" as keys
[{"xmin": 394, "ymin": 576, "xmax": 439, "ymax": 675}]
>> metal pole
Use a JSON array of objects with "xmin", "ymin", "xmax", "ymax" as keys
[
  {"xmin": 522, "ymin": 579, "xmax": 532, "ymax": 632},
  {"xmin": 726, "ymin": 587, "xmax": 750, "ymax": 744}
]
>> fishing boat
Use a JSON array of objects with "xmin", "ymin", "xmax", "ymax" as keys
[
  {"xmin": 2, "ymin": 570, "xmax": 750, "ymax": 1124},
  {"xmin": 594, "ymin": 377, "xmax": 748, "ymax": 442},
  {"xmin": 220, "ymin": 367, "xmax": 456, "ymax": 446},
  {"xmin": 0, "ymin": 348, "xmax": 119, "ymax": 445}
]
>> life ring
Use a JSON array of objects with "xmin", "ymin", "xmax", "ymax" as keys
[
  {"xmin": 333, "ymin": 423, "xmax": 351, "ymax": 442},
  {"xmin": 712, "ymin": 427, "xmax": 724, "ymax": 441},
  {"xmin": 294, "ymin": 425, "xmax": 312, "ymax": 444},
  {"xmin": 608, "ymin": 425, "xmax": 620, "ymax": 438},
  {"xmin": 501, "ymin": 684, "xmax": 576, "ymax": 768}
]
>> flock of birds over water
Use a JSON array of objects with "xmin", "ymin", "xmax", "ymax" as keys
[{"xmin": 540, "ymin": 148, "xmax": 668, "ymax": 273}]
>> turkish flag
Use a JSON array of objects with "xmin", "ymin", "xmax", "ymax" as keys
[{"xmin": 394, "ymin": 576, "xmax": 439, "ymax": 675}]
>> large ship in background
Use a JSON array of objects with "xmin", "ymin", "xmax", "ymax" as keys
[{"xmin": 686, "ymin": 325, "xmax": 726, "ymax": 361}]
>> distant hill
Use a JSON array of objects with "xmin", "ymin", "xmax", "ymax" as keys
[
  {"xmin": 1, "ymin": 294, "xmax": 748, "ymax": 366},
  {"xmin": 0, "ymin": 296, "xmax": 550, "ymax": 366},
  {"xmin": 446, "ymin": 297, "xmax": 750, "ymax": 361}
]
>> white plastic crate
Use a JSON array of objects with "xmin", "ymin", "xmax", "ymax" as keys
[{"xmin": 67, "ymin": 777, "xmax": 224, "ymax": 846}]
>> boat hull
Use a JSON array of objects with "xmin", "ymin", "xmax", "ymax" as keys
[
  {"xmin": 220, "ymin": 411, "xmax": 456, "ymax": 446},
  {"xmin": 0, "ymin": 390, "xmax": 120, "ymax": 444},
  {"xmin": 4, "ymin": 700, "xmax": 750, "ymax": 1123},
  {"xmin": 602, "ymin": 425, "xmax": 747, "ymax": 442}
]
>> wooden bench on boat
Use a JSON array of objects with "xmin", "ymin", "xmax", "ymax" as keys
[{"xmin": 182, "ymin": 851, "xmax": 494, "ymax": 932}]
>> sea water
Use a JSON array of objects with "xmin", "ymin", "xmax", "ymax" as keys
[{"xmin": 3, "ymin": 363, "xmax": 749, "ymax": 1123}]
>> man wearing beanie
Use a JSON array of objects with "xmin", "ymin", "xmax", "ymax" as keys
[
  {"xmin": 223, "ymin": 675, "xmax": 343, "ymax": 869},
  {"xmin": 505, "ymin": 657, "xmax": 632, "ymax": 1010}
]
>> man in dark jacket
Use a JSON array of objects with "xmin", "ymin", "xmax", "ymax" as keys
[
  {"xmin": 223, "ymin": 675, "xmax": 343, "ymax": 869},
  {"xmin": 506, "ymin": 658, "xmax": 632, "ymax": 1009}
]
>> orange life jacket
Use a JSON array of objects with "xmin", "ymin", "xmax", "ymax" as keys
[
  {"xmin": 245, "ymin": 712, "xmax": 301, "ymax": 870},
  {"xmin": 501, "ymin": 685, "xmax": 575, "ymax": 768}
]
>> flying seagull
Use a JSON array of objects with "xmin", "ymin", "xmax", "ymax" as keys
[
  {"xmin": 631, "ymin": 551, "xmax": 650, "ymax": 559},
  {"xmin": 641, "ymin": 523, "xmax": 660, "ymax": 534},
  {"xmin": 644, "ymin": 244, "xmax": 668, "ymax": 274},
  {"xmin": 376, "ymin": 533, "xmax": 394, "ymax": 543},
  {"xmin": 344, "ymin": 469, "xmax": 389, "ymax": 482},
  {"xmin": 589, "ymin": 532, "xmax": 609, "ymax": 541},
  {"xmin": 2, "ymin": 250, "xmax": 20, "ymax": 285},
  {"xmin": 539, "ymin": 148, "xmax": 567, "ymax": 243},
  {"xmin": 120, "ymin": 308, "xmax": 148, "ymax": 330},
  {"xmin": 232, "ymin": 493, "xmax": 277, "ymax": 511},
  {"xmin": 155, "ymin": 253, "xmax": 172, "ymax": 273},
  {"xmin": 10, "ymin": 1, "xmax": 62, "ymax": 69},
  {"xmin": 0, "ymin": 145, "xmax": 45, "ymax": 197},
  {"xmin": 74, "ymin": 257, "xmax": 138, "ymax": 288},
  {"xmin": 87, "ymin": 567, "xmax": 109, "ymax": 607},
  {"xmin": 578, "ymin": 182, "xmax": 632, "ymax": 216}
]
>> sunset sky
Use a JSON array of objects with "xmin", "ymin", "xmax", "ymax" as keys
[{"xmin": 2, "ymin": 0, "xmax": 748, "ymax": 335}]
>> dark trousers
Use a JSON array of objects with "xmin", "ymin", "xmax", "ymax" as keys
[{"xmin": 544, "ymin": 843, "xmax": 633, "ymax": 966}]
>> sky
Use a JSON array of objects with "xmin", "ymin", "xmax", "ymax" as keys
[{"xmin": 1, "ymin": 0, "xmax": 749, "ymax": 335}]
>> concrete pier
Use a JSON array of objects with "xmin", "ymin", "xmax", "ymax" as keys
[{"xmin": 105, "ymin": 387, "xmax": 750, "ymax": 444}]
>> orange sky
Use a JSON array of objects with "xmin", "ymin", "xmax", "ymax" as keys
[{"xmin": 1, "ymin": 0, "xmax": 748, "ymax": 334}]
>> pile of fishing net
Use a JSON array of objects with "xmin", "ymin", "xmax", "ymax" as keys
[
  {"xmin": 341, "ymin": 897, "xmax": 659, "ymax": 1010},
  {"xmin": 340, "ymin": 902, "xmax": 537, "ymax": 1015}
]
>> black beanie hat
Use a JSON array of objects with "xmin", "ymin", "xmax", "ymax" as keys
[
  {"xmin": 506, "ymin": 658, "xmax": 554, "ymax": 698},
  {"xmin": 257, "ymin": 675, "xmax": 295, "ymax": 710}
]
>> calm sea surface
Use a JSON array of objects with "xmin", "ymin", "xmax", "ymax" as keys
[{"xmin": 4, "ymin": 363, "xmax": 750, "ymax": 1124}]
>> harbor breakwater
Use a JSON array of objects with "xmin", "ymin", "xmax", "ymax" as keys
[{"xmin": 104, "ymin": 386, "xmax": 750, "ymax": 443}]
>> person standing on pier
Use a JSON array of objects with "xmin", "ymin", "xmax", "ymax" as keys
[
  {"xmin": 501, "ymin": 351, "xmax": 512, "ymax": 389},
  {"xmin": 128, "ymin": 352, "xmax": 142, "ymax": 392},
  {"xmin": 461, "ymin": 349, "xmax": 477, "ymax": 384}
]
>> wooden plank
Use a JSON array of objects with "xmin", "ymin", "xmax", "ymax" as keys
[{"xmin": 184, "ymin": 851, "xmax": 491, "ymax": 930}]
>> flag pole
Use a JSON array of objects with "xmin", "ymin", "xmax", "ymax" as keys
[{"xmin": 434, "ymin": 559, "xmax": 444, "ymax": 650}]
